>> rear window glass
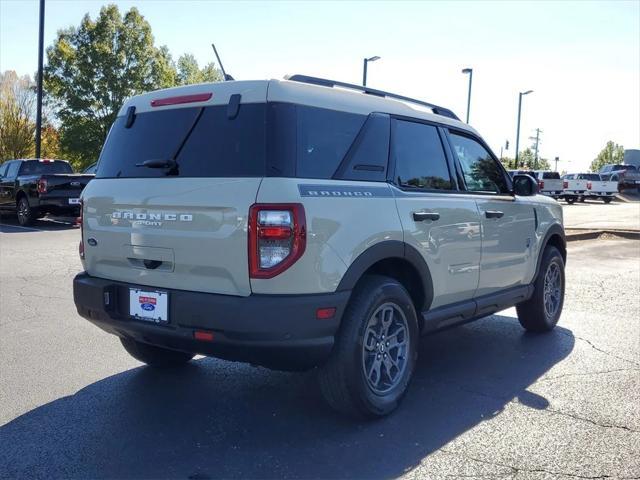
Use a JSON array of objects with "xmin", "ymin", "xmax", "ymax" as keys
[
  {"xmin": 97, "ymin": 102, "xmax": 366, "ymax": 180},
  {"xmin": 96, "ymin": 104, "xmax": 266, "ymax": 178},
  {"xmin": 542, "ymin": 171, "xmax": 561, "ymax": 179},
  {"xmin": 578, "ymin": 174, "xmax": 600, "ymax": 180},
  {"xmin": 19, "ymin": 160, "xmax": 73, "ymax": 175}
]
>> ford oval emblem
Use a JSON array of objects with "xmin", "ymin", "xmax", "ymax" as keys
[
  {"xmin": 71, "ymin": 181, "xmax": 81, "ymax": 187},
  {"xmin": 141, "ymin": 303, "xmax": 155, "ymax": 311},
  {"xmin": 87, "ymin": 238, "xmax": 97, "ymax": 246}
]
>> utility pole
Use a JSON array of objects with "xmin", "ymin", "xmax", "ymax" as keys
[
  {"xmin": 35, "ymin": 0, "xmax": 45, "ymax": 158},
  {"xmin": 462, "ymin": 68, "xmax": 473, "ymax": 123},
  {"xmin": 554, "ymin": 156, "xmax": 559, "ymax": 172}
]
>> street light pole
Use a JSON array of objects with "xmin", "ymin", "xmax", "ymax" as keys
[
  {"xmin": 362, "ymin": 55, "xmax": 380, "ymax": 87},
  {"xmin": 462, "ymin": 67, "xmax": 473, "ymax": 123},
  {"xmin": 514, "ymin": 89, "xmax": 533, "ymax": 168},
  {"xmin": 35, "ymin": 0, "xmax": 45, "ymax": 159}
]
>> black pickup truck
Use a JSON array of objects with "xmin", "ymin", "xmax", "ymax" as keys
[{"xmin": 0, "ymin": 159, "xmax": 94, "ymax": 226}]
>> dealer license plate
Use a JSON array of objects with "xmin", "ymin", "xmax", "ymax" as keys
[{"xmin": 129, "ymin": 288, "xmax": 168, "ymax": 323}]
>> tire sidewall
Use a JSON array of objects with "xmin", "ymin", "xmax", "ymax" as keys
[
  {"xmin": 345, "ymin": 280, "xmax": 419, "ymax": 416},
  {"xmin": 17, "ymin": 197, "xmax": 31, "ymax": 226},
  {"xmin": 537, "ymin": 248, "xmax": 565, "ymax": 329}
]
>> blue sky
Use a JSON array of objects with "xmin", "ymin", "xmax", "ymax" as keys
[{"xmin": 1, "ymin": 0, "xmax": 638, "ymax": 171}]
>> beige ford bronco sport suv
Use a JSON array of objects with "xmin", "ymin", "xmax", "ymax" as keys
[{"xmin": 73, "ymin": 75, "xmax": 566, "ymax": 417}]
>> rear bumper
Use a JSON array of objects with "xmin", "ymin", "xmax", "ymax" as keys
[{"xmin": 73, "ymin": 272, "xmax": 350, "ymax": 370}]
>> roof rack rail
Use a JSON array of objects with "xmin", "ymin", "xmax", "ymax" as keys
[{"xmin": 285, "ymin": 74, "xmax": 460, "ymax": 121}]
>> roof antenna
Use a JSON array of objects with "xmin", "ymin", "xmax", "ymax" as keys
[{"xmin": 211, "ymin": 43, "xmax": 234, "ymax": 81}]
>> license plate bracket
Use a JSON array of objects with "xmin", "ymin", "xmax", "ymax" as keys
[{"xmin": 129, "ymin": 288, "xmax": 169, "ymax": 323}]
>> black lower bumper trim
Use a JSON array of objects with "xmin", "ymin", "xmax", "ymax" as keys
[{"xmin": 73, "ymin": 272, "xmax": 351, "ymax": 371}]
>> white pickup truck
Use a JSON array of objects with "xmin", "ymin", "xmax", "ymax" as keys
[
  {"xmin": 576, "ymin": 173, "xmax": 617, "ymax": 203},
  {"xmin": 561, "ymin": 173, "xmax": 587, "ymax": 204}
]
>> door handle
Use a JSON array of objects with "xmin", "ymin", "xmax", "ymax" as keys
[
  {"xmin": 413, "ymin": 211, "xmax": 440, "ymax": 222},
  {"xmin": 485, "ymin": 210, "xmax": 504, "ymax": 219}
]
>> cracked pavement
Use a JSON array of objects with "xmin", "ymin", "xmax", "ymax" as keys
[{"xmin": 1, "ymin": 215, "xmax": 639, "ymax": 479}]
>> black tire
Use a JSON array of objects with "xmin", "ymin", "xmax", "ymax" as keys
[
  {"xmin": 16, "ymin": 197, "xmax": 34, "ymax": 226},
  {"xmin": 565, "ymin": 197, "xmax": 576, "ymax": 204},
  {"xmin": 120, "ymin": 337, "xmax": 194, "ymax": 367},
  {"xmin": 603, "ymin": 197, "xmax": 612, "ymax": 204},
  {"xmin": 318, "ymin": 275, "xmax": 419, "ymax": 418},
  {"xmin": 516, "ymin": 246, "xmax": 565, "ymax": 332},
  {"xmin": 579, "ymin": 197, "xmax": 586, "ymax": 203}
]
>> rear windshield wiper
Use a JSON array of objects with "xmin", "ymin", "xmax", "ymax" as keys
[{"xmin": 136, "ymin": 159, "xmax": 177, "ymax": 169}]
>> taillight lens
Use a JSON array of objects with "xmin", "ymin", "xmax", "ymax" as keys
[
  {"xmin": 562, "ymin": 181, "xmax": 568, "ymax": 189},
  {"xmin": 538, "ymin": 180, "xmax": 544, "ymax": 190},
  {"xmin": 78, "ymin": 199, "xmax": 84, "ymax": 260},
  {"xmin": 249, "ymin": 204, "xmax": 306, "ymax": 279},
  {"xmin": 587, "ymin": 181, "xmax": 592, "ymax": 190},
  {"xmin": 37, "ymin": 178, "xmax": 47, "ymax": 194}
]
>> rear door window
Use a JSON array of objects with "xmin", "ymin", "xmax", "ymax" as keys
[{"xmin": 391, "ymin": 119, "xmax": 453, "ymax": 190}]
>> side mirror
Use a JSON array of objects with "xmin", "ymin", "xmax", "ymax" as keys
[{"xmin": 513, "ymin": 174, "xmax": 538, "ymax": 196}]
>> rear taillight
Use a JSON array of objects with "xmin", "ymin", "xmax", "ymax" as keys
[
  {"xmin": 562, "ymin": 181, "xmax": 568, "ymax": 189},
  {"xmin": 587, "ymin": 181, "xmax": 592, "ymax": 190},
  {"xmin": 249, "ymin": 204, "xmax": 306, "ymax": 279},
  {"xmin": 37, "ymin": 178, "xmax": 47, "ymax": 194},
  {"xmin": 538, "ymin": 180, "xmax": 544, "ymax": 190},
  {"xmin": 78, "ymin": 199, "xmax": 84, "ymax": 260}
]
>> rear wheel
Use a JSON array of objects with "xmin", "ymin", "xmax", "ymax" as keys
[
  {"xmin": 517, "ymin": 246, "xmax": 565, "ymax": 332},
  {"xmin": 120, "ymin": 337, "xmax": 194, "ymax": 367},
  {"xmin": 603, "ymin": 197, "xmax": 612, "ymax": 204},
  {"xmin": 579, "ymin": 196, "xmax": 586, "ymax": 203},
  {"xmin": 565, "ymin": 196, "xmax": 576, "ymax": 204},
  {"xmin": 16, "ymin": 197, "xmax": 34, "ymax": 226},
  {"xmin": 319, "ymin": 275, "xmax": 418, "ymax": 418}
]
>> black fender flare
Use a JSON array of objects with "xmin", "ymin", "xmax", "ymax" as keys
[
  {"xmin": 534, "ymin": 223, "xmax": 566, "ymax": 280},
  {"xmin": 336, "ymin": 240, "xmax": 434, "ymax": 311}
]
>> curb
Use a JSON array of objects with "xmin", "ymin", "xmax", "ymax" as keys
[{"xmin": 565, "ymin": 229, "xmax": 640, "ymax": 242}]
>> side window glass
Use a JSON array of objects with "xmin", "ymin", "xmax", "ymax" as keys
[
  {"xmin": 0, "ymin": 163, "xmax": 8, "ymax": 177},
  {"xmin": 6, "ymin": 162, "xmax": 20, "ymax": 178},
  {"xmin": 448, "ymin": 133, "xmax": 508, "ymax": 194},
  {"xmin": 392, "ymin": 119, "xmax": 452, "ymax": 190}
]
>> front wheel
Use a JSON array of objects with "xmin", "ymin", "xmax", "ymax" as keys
[
  {"xmin": 319, "ymin": 275, "xmax": 419, "ymax": 418},
  {"xmin": 120, "ymin": 337, "xmax": 194, "ymax": 367},
  {"xmin": 517, "ymin": 246, "xmax": 565, "ymax": 332}
]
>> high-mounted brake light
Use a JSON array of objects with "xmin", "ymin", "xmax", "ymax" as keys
[
  {"xmin": 150, "ymin": 92, "xmax": 213, "ymax": 107},
  {"xmin": 249, "ymin": 204, "xmax": 306, "ymax": 279},
  {"xmin": 37, "ymin": 178, "xmax": 47, "ymax": 194}
]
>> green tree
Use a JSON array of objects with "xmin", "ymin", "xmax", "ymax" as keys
[
  {"xmin": 513, "ymin": 148, "xmax": 551, "ymax": 170},
  {"xmin": 589, "ymin": 141, "xmax": 624, "ymax": 172},
  {"xmin": 177, "ymin": 54, "xmax": 222, "ymax": 85},
  {"xmin": 44, "ymin": 5, "xmax": 178, "ymax": 168}
]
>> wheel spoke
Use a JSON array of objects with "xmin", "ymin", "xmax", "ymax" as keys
[{"xmin": 367, "ymin": 358, "xmax": 382, "ymax": 385}]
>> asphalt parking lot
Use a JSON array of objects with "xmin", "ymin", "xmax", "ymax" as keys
[{"xmin": 1, "ymin": 210, "xmax": 639, "ymax": 480}]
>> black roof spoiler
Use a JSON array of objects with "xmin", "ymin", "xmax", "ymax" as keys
[{"xmin": 285, "ymin": 74, "xmax": 460, "ymax": 121}]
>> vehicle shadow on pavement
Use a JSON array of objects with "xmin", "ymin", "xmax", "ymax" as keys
[
  {"xmin": 0, "ymin": 215, "xmax": 78, "ymax": 232},
  {"xmin": 0, "ymin": 314, "xmax": 574, "ymax": 479}
]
